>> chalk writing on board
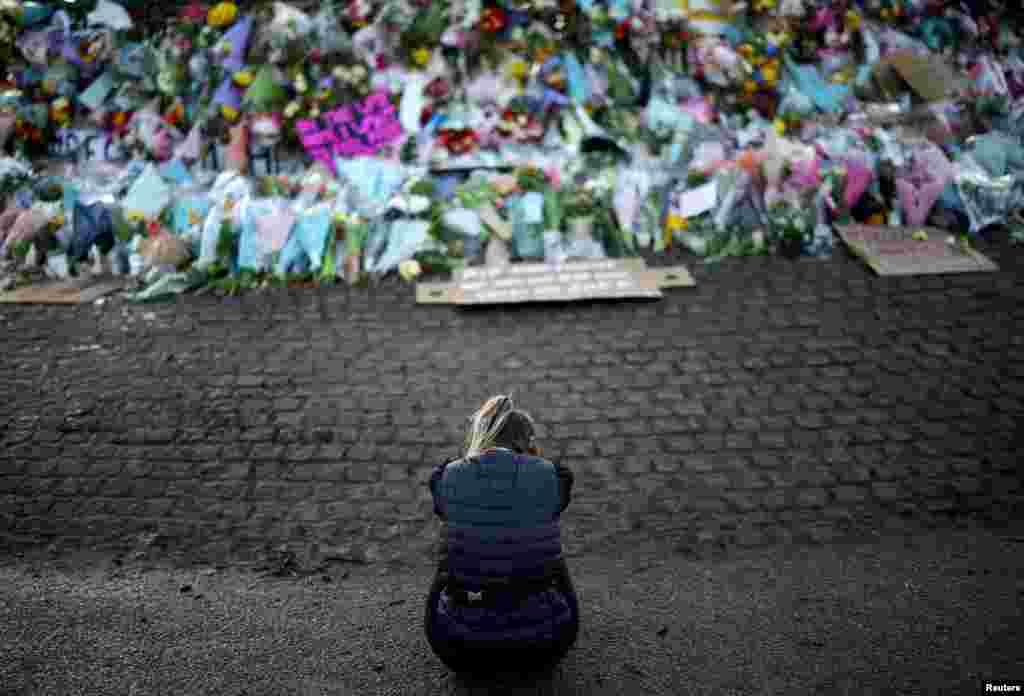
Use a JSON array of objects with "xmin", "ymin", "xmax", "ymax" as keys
[{"xmin": 295, "ymin": 91, "xmax": 404, "ymax": 170}]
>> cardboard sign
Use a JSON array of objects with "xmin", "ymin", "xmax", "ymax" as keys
[
  {"xmin": 0, "ymin": 278, "xmax": 122, "ymax": 304},
  {"xmin": 417, "ymin": 258, "xmax": 696, "ymax": 305},
  {"xmin": 878, "ymin": 52, "xmax": 960, "ymax": 103},
  {"xmin": 836, "ymin": 224, "xmax": 998, "ymax": 276},
  {"xmin": 295, "ymin": 91, "xmax": 404, "ymax": 171}
]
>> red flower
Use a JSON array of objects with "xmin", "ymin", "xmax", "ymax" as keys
[
  {"xmin": 480, "ymin": 7, "xmax": 507, "ymax": 33},
  {"xmin": 420, "ymin": 104, "xmax": 433, "ymax": 126},
  {"xmin": 439, "ymin": 129, "xmax": 479, "ymax": 155},
  {"xmin": 425, "ymin": 77, "xmax": 451, "ymax": 100},
  {"xmin": 179, "ymin": 1, "xmax": 207, "ymax": 23},
  {"xmin": 615, "ymin": 20, "xmax": 630, "ymax": 41}
]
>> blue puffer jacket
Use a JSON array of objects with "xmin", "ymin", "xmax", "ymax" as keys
[{"xmin": 426, "ymin": 448, "xmax": 577, "ymax": 647}]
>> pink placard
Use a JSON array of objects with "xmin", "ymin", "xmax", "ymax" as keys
[{"xmin": 294, "ymin": 91, "xmax": 404, "ymax": 171}]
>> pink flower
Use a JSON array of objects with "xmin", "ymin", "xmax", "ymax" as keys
[
  {"xmin": 376, "ymin": 55, "xmax": 388, "ymax": 70},
  {"xmin": 545, "ymin": 166, "xmax": 561, "ymax": 190}
]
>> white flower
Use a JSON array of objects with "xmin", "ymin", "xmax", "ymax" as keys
[
  {"xmin": 407, "ymin": 195, "xmax": 430, "ymax": 214},
  {"xmin": 284, "ymin": 101, "xmax": 301, "ymax": 118}
]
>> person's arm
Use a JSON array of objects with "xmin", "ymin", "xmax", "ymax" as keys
[{"xmin": 554, "ymin": 460, "xmax": 574, "ymax": 514}]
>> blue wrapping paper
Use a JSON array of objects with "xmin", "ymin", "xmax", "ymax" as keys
[
  {"xmin": 275, "ymin": 206, "xmax": 331, "ymax": 274},
  {"xmin": 784, "ymin": 57, "xmax": 850, "ymax": 114},
  {"xmin": 70, "ymin": 201, "xmax": 115, "ymax": 261}
]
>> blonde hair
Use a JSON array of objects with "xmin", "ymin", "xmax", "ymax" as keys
[{"xmin": 463, "ymin": 394, "xmax": 536, "ymax": 459}]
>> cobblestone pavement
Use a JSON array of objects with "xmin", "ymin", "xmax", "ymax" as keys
[{"xmin": 1, "ymin": 235, "xmax": 1022, "ymax": 569}]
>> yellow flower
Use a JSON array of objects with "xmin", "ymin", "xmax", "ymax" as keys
[
  {"xmin": 233, "ymin": 70, "xmax": 254, "ymax": 87},
  {"xmin": 912, "ymin": 230, "xmax": 929, "ymax": 241},
  {"xmin": 398, "ymin": 259, "xmax": 422, "ymax": 281},
  {"xmin": 51, "ymin": 212, "xmax": 65, "ymax": 227},
  {"xmin": 773, "ymin": 118, "xmax": 786, "ymax": 136},
  {"xmin": 738, "ymin": 44, "xmax": 754, "ymax": 59},
  {"xmin": 412, "ymin": 48, "xmax": 432, "ymax": 67},
  {"xmin": 743, "ymin": 79, "xmax": 759, "ymax": 94},
  {"xmin": 754, "ymin": 0, "xmax": 776, "ymax": 10},
  {"xmin": 761, "ymin": 64, "xmax": 779, "ymax": 85},
  {"xmin": 284, "ymin": 101, "xmax": 301, "ymax": 119},
  {"xmin": 508, "ymin": 60, "xmax": 529, "ymax": 83},
  {"xmin": 845, "ymin": 10, "xmax": 861, "ymax": 31},
  {"xmin": 666, "ymin": 214, "xmax": 688, "ymax": 232},
  {"xmin": 221, "ymin": 104, "xmax": 240, "ymax": 121},
  {"xmin": 207, "ymin": 2, "xmax": 237, "ymax": 28},
  {"xmin": 126, "ymin": 211, "xmax": 146, "ymax": 224},
  {"xmin": 880, "ymin": 8, "xmax": 892, "ymax": 20}
]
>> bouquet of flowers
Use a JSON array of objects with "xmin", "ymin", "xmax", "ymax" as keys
[
  {"xmin": 0, "ymin": 156, "xmax": 32, "ymax": 200},
  {"xmin": 766, "ymin": 200, "xmax": 812, "ymax": 256}
]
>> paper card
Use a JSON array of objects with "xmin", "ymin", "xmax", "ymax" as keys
[
  {"xmin": 172, "ymin": 195, "xmax": 211, "ymax": 236},
  {"xmin": 521, "ymin": 192, "xmax": 545, "ymax": 225},
  {"xmin": 79, "ymin": 71, "xmax": 114, "ymax": 111},
  {"xmin": 675, "ymin": 181, "xmax": 718, "ymax": 218},
  {"xmin": 478, "ymin": 203, "xmax": 513, "ymax": 241},
  {"xmin": 121, "ymin": 164, "xmax": 172, "ymax": 220},
  {"xmin": 691, "ymin": 142, "xmax": 726, "ymax": 171}
]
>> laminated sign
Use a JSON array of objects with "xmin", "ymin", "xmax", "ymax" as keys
[
  {"xmin": 295, "ymin": 91, "xmax": 404, "ymax": 171},
  {"xmin": 417, "ymin": 258, "xmax": 695, "ymax": 305},
  {"xmin": 836, "ymin": 224, "xmax": 998, "ymax": 276}
]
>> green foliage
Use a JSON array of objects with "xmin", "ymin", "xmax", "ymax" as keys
[
  {"xmin": 400, "ymin": 138, "xmax": 419, "ymax": 164},
  {"xmin": 516, "ymin": 167, "xmax": 548, "ymax": 193},
  {"xmin": 11, "ymin": 239, "xmax": 31, "ymax": 259},
  {"xmin": 686, "ymin": 170, "xmax": 711, "ymax": 188},
  {"xmin": 409, "ymin": 179, "xmax": 436, "ymax": 197},
  {"xmin": 215, "ymin": 221, "xmax": 238, "ymax": 263}
]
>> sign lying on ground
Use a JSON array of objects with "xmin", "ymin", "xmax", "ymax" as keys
[
  {"xmin": 836, "ymin": 224, "xmax": 998, "ymax": 276},
  {"xmin": 416, "ymin": 258, "xmax": 695, "ymax": 305},
  {"xmin": 0, "ymin": 278, "xmax": 123, "ymax": 304}
]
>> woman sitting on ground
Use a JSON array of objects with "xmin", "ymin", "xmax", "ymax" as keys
[{"xmin": 423, "ymin": 395, "xmax": 579, "ymax": 676}]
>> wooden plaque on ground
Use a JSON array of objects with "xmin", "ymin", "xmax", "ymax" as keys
[{"xmin": 417, "ymin": 258, "xmax": 695, "ymax": 305}]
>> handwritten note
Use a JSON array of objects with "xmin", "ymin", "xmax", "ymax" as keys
[
  {"xmin": 449, "ymin": 259, "xmax": 663, "ymax": 304},
  {"xmin": 295, "ymin": 91, "xmax": 404, "ymax": 171},
  {"xmin": 51, "ymin": 128, "xmax": 125, "ymax": 161}
]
